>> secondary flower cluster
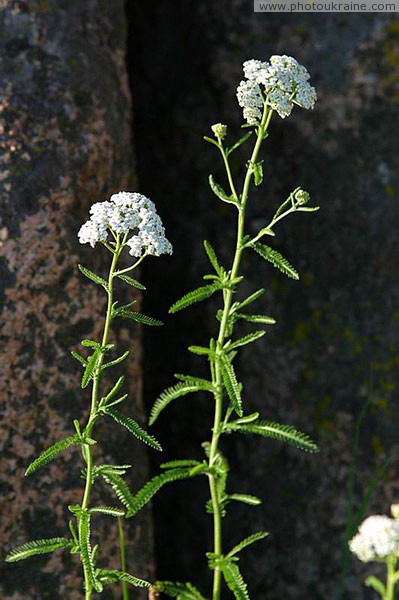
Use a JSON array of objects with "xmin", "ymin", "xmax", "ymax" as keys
[
  {"xmin": 237, "ymin": 55, "xmax": 317, "ymax": 122},
  {"xmin": 78, "ymin": 191, "xmax": 172, "ymax": 257},
  {"xmin": 349, "ymin": 515, "xmax": 399, "ymax": 563}
]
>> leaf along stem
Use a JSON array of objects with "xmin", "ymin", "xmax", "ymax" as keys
[{"xmin": 207, "ymin": 102, "xmax": 273, "ymax": 600}]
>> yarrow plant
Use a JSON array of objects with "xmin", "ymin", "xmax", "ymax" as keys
[
  {"xmin": 350, "ymin": 507, "xmax": 399, "ymax": 600},
  {"xmin": 124, "ymin": 55, "xmax": 320, "ymax": 600},
  {"xmin": 6, "ymin": 192, "xmax": 172, "ymax": 598}
]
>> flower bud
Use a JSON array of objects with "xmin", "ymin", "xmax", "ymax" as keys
[
  {"xmin": 211, "ymin": 123, "xmax": 227, "ymax": 140},
  {"xmin": 391, "ymin": 504, "xmax": 399, "ymax": 519},
  {"xmin": 294, "ymin": 189, "xmax": 310, "ymax": 206}
]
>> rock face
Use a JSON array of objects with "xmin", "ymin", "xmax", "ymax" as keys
[
  {"xmin": 129, "ymin": 4, "xmax": 399, "ymax": 599},
  {"xmin": 0, "ymin": 2, "xmax": 153, "ymax": 598}
]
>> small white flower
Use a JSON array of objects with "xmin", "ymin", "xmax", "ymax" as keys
[
  {"xmin": 78, "ymin": 191, "xmax": 172, "ymax": 257},
  {"xmin": 237, "ymin": 55, "xmax": 317, "ymax": 122},
  {"xmin": 349, "ymin": 515, "xmax": 399, "ymax": 563}
]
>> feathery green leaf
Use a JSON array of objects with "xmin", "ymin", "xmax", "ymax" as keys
[
  {"xmin": 25, "ymin": 434, "xmax": 81, "ymax": 476},
  {"xmin": 5, "ymin": 538, "xmax": 71, "ymax": 562},
  {"xmin": 228, "ymin": 532, "xmax": 268, "ymax": 557},
  {"xmin": 169, "ymin": 284, "xmax": 220, "ymax": 314},
  {"xmin": 150, "ymin": 381, "xmax": 213, "ymax": 425},
  {"xmin": 98, "ymin": 569, "xmax": 150, "ymax": 587},
  {"xmin": 227, "ymin": 131, "xmax": 253, "ymax": 155},
  {"xmin": 220, "ymin": 354, "xmax": 243, "ymax": 417},
  {"xmin": 228, "ymin": 331, "xmax": 265, "ymax": 350},
  {"xmin": 160, "ymin": 460, "xmax": 202, "ymax": 469},
  {"xmin": 116, "ymin": 273, "xmax": 146, "ymax": 290},
  {"xmin": 235, "ymin": 313, "xmax": 276, "ymax": 325},
  {"xmin": 81, "ymin": 348, "xmax": 101, "ymax": 388},
  {"xmin": 204, "ymin": 240, "xmax": 222, "ymax": 274},
  {"xmin": 102, "ymin": 376, "xmax": 125, "ymax": 405},
  {"xmin": 104, "ymin": 408, "xmax": 162, "ymax": 451},
  {"xmin": 154, "ymin": 580, "xmax": 206, "ymax": 599},
  {"xmin": 126, "ymin": 468, "xmax": 202, "ymax": 518},
  {"xmin": 209, "ymin": 174, "xmax": 237, "ymax": 205},
  {"xmin": 228, "ymin": 420, "xmax": 318, "ymax": 452},
  {"xmin": 249, "ymin": 243, "xmax": 299, "ymax": 280},
  {"xmin": 79, "ymin": 511, "xmax": 102, "ymax": 592},
  {"xmin": 102, "ymin": 472, "xmax": 136, "ymax": 513},
  {"xmin": 90, "ymin": 506, "xmax": 125, "ymax": 517},
  {"xmin": 71, "ymin": 350, "xmax": 87, "ymax": 367},
  {"xmin": 227, "ymin": 494, "xmax": 262, "ymax": 507},
  {"xmin": 188, "ymin": 345, "xmax": 213, "ymax": 356},
  {"xmin": 220, "ymin": 561, "xmax": 249, "ymax": 600},
  {"xmin": 235, "ymin": 289, "xmax": 265, "ymax": 310},
  {"xmin": 78, "ymin": 264, "xmax": 108, "ymax": 290},
  {"xmin": 115, "ymin": 311, "xmax": 163, "ymax": 326},
  {"xmin": 102, "ymin": 350, "xmax": 130, "ymax": 370}
]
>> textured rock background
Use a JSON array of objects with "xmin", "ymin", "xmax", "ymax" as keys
[
  {"xmin": 128, "ymin": 4, "xmax": 399, "ymax": 599},
  {"xmin": 0, "ymin": 1, "xmax": 153, "ymax": 598}
]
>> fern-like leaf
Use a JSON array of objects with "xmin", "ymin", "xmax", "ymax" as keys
[
  {"xmin": 228, "ymin": 331, "xmax": 265, "ymax": 350},
  {"xmin": 79, "ymin": 511, "xmax": 102, "ymax": 592},
  {"xmin": 169, "ymin": 284, "xmax": 220, "ymax": 314},
  {"xmin": 78, "ymin": 264, "xmax": 108, "ymax": 289},
  {"xmin": 5, "ymin": 537, "xmax": 71, "ymax": 562},
  {"xmin": 98, "ymin": 569, "xmax": 150, "ymax": 587},
  {"xmin": 249, "ymin": 243, "xmax": 299, "ymax": 280},
  {"xmin": 220, "ymin": 561, "xmax": 249, "ymax": 600},
  {"xmin": 90, "ymin": 506, "xmax": 125, "ymax": 517},
  {"xmin": 126, "ymin": 468, "xmax": 202, "ymax": 518},
  {"xmin": 81, "ymin": 348, "xmax": 101, "ymax": 388},
  {"xmin": 235, "ymin": 313, "xmax": 276, "ymax": 325},
  {"xmin": 227, "ymin": 494, "xmax": 262, "ymax": 506},
  {"xmin": 220, "ymin": 354, "xmax": 243, "ymax": 417},
  {"xmin": 116, "ymin": 273, "xmax": 146, "ymax": 290},
  {"xmin": 150, "ymin": 381, "xmax": 213, "ymax": 425},
  {"xmin": 25, "ymin": 434, "xmax": 81, "ymax": 476},
  {"xmin": 154, "ymin": 580, "xmax": 206, "ymax": 599},
  {"xmin": 204, "ymin": 240, "xmax": 222, "ymax": 274},
  {"xmin": 102, "ymin": 472, "xmax": 136, "ymax": 513},
  {"xmin": 115, "ymin": 310, "xmax": 163, "ymax": 326},
  {"xmin": 235, "ymin": 288, "xmax": 265, "ymax": 310},
  {"xmin": 227, "ymin": 531, "xmax": 269, "ymax": 557},
  {"xmin": 209, "ymin": 174, "xmax": 237, "ymax": 204},
  {"xmin": 104, "ymin": 408, "xmax": 162, "ymax": 451},
  {"xmin": 228, "ymin": 420, "xmax": 318, "ymax": 452},
  {"xmin": 160, "ymin": 459, "xmax": 202, "ymax": 469},
  {"xmin": 102, "ymin": 350, "xmax": 130, "ymax": 370}
]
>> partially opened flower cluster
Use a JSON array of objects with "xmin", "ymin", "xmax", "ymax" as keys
[
  {"xmin": 78, "ymin": 191, "xmax": 172, "ymax": 257},
  {"xmin": 237, "ymin": 55, "xmax": 317, "ymax": 122},
  {"xmin": 349, "ymin": 515, "xmax": 399, "ymax": 563}
]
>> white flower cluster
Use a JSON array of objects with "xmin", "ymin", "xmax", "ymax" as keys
[
  {"xmin": 237, "ymin": 55, "xmax": 317, "ymax": 122},
  {"xmin": 78, "ymin": 191, "xmax": 173, "ymax": 257},
  {"xmin": 349, "ymin": 515, "xmax": 399, "ymax": 563}
]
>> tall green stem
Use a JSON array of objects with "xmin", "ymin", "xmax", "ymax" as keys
[
  {"xmin": 386, "ymin": 558, "xmax": 397, "ymax": 600},
  {"xmin": 207, "ymin": 104, "xmax": 272, "ymax": 600},
  {"xmin": 80, "ymin": 239, "xmax": 123, "ymax": 600}
]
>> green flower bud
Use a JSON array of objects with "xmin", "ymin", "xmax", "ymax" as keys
[{"xmin": 211, "ymin": 123, "xmax": 227, "ymax": 140}]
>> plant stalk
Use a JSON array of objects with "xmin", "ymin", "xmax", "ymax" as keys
[
  {"xmin": 80, "ymin": 239, "xmax": 123, "ymax": 599},
  {"xmin": 207, "ymin": 103, "xmax": 272, "ymax": 600}
]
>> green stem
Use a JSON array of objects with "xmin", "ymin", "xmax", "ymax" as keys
[
  {"xmin": 80, "ymin": 238, "xmax": 123, "ymax": 599},
  {"xmin": 207, "ymin": 104, "xmax": 272, "ymax": 600},
  {"xmin": 118, "ymin": 516, "xmax": 129, "ymax": 600},
  {"xmin": 386, "ymin": 558, "xmax": 396, "ymax": 600}
]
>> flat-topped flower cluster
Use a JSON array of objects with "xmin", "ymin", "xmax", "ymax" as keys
[
  {"xmin": 349, "ymin": 515, "xmax": 399, "ymax": 563},
  {"xmin": 237, "ymin": 55, "xmax": 317, "ymax": 122},
  {"xmin": 78, "ymin": 191, "xmax": 173, "ymax": 257}
]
